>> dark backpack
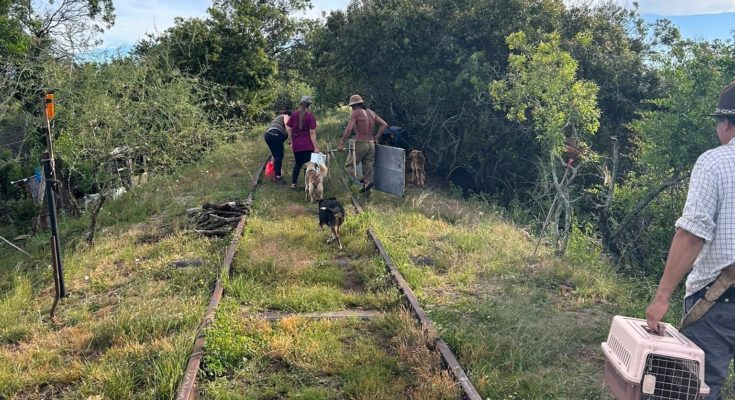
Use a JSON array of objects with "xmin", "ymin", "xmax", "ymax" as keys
[{"xmin": 380, "ymin": 126, "xmax": 408, "ymax": 150}]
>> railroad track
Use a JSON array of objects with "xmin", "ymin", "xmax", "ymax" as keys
[
  {"xmin": 176, "ymin": 156, "xmax": 481, "ymax": 400},
  {"xmin": 175, "ymin": 159, "xmax": 266, "ymax": 399}
]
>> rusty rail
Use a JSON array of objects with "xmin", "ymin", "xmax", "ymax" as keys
[
  {"xmin": 341, "ymin": 176, "xmax": 482, "ymax": 400},
  {"xmin": 175, "ymin": 159, "xmax": 266, "ymax": 400}
]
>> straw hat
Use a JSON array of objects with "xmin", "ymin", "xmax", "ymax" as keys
[
  {"xmin": 348, "ymin": 94, "xmax": 364, "ymax": 106},
  {"xmin": 705, "ymin": 82, "xmax": 735, "ymax": 117}
]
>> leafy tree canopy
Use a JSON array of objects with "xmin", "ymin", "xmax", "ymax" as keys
[
  {"xmin": 137, "ymin": 0, "xmax": 311, "ymax": 120},
  {"xmin": 491, "ymin": 31, "xmax": 600, "ymax": 156},
  {"xmin": 0, "ymin": 0, "xmax": 30, "ymax": 59}
]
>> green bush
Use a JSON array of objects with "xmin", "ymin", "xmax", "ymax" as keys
[{"xmin": 44, "ymin": 58, "xmax": 229, "ymax": 196}]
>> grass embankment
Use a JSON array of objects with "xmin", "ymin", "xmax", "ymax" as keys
[
  {"xmin": 0, "ymin": 138, "xmax": 263, "ymax": 398},
  {"xmin": 0, "ymin": 110, "xmax": 674, "ymax": 399},
  {"xmin": 368, "ymin": 192, "xmax": 647, "ymax": 399}
]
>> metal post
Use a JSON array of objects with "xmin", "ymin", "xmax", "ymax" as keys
[
  {"xmin": 49, "ymin": 236, "xmax": 61, "ymax": 319},
  {"xmin": 42, "ymin": 151, "xmax": 65, "ymax": 298},
  {"xmin": 41, "ymin": 90, "xmax": 65, "ymax": 299}
]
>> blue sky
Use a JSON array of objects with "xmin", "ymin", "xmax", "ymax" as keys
[
  {"xmin": 97, "ymin": 0, "xmax": 735, "ymax": 50},
  {"xmin": 642, "ymin": 13, "xmax": 735, "ymax": 42}
]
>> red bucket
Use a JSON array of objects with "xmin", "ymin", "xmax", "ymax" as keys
[{"xmin": 265, "ymin": 158, "xmax": 275, "ymax": 178}]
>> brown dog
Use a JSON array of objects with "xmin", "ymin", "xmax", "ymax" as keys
[
  {"xmin": 407, "ymin": 150, "xmax": 426, "ymax": 186},
  {"xmin": 304, "ymin": 162, "xmax": 328, "ymax": 202}
]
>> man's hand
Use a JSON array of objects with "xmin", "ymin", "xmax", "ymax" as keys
[
  {"xmin": 337, "ymin": 142, "xmax": 345, "ymax": 151},
  {"xmin": 314, "ymin": 147, "xmax": 320, "ymax": 154},
  {"xmin": 646, "ymin": 298, "xmax": 670, "ymax": 334},
  {"xmin": 644, "ymin": 229, "xmax": 703, "ymax": 334}
]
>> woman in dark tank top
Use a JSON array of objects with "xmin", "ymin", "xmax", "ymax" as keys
[{"xmin": 263, "ymin": 110, "xmax": 291, "ymax": 183}]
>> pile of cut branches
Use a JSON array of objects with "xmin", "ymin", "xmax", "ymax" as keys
[{"xmin": 187, "ymin": 200, "xmax": 252, "ymax": 237}]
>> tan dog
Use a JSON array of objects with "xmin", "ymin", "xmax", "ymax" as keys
[
  {"xmin": 304, "ymin": 162, "xmax": 328, "ymax": 202},
  {"xmin": 407, "ymin": 150, "xmax": 426, "ymax": 186}
]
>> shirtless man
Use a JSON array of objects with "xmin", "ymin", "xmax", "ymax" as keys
[{"xmin": 337, "ymin": 94, "xmax": 388, "ymax": 192}]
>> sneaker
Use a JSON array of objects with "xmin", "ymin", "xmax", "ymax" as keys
[
  {"xmin": 290, "ymin": 184, "xmax": 297, "ymax": 191},
  {"xmin": 273, "ymin": 176, "xmax": 285, "ymax": 185}
]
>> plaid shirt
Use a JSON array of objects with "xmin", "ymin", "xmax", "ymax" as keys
[{"xmin": 678, "ymin": 137, "xmax": 735, "ymax": 297}]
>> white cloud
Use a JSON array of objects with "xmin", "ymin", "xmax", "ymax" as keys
[
  {"xmin": 566, "ymin": 0, "xmax": 735, "ymax": 16},
  {"xmin": 98, "ymin": 0, "xmax": 210, "ymax": 49}
]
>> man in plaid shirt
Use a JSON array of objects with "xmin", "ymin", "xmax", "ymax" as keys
[{"xmin": 647, "ymin": 81, "xmax": 735, "ymax": 399}]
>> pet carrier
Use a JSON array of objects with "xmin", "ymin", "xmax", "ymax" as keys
[{"xmin": 601, "ymin": 316, "xmax": 710, "ymax": 400}]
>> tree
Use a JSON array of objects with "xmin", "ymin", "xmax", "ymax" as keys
[
  {"xmin": 603, "ymin": 39, "xmax": 735, "ymax": 272},
  {"xmin": 13, "ymin": 0, "xmax": 114, "ymax": 58},
  {"xmin": 0, "ymin": 1, "xmax": 31, "ymax": 121},
  {"xmin": 490, "ymin": 31, "xmax": 600, "ymax": 254},
  {"xmin": 137, "ymin": 0, "xmax": 311, "ymax": 120},
  {"xmin": 559, "ymin": 3, "xmax": 677, "ymax": 259},
  {"xmin": 0, "ymin": 0, "xmax": 115, "ymax": 132},
  {"xmin": 306, "ymin": 0, "xmax": 569, "ymax": 197},
  {"xmin": 0, "ymin": 0, "xmax": 30, "ymax": 59}
]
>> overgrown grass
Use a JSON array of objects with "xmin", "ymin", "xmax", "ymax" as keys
[
  {"xmin": 202, "ymin": 306, "xmax": 459, "ymax": 400},
  {"xmin": 226, "ymin": 206, "xmax": 397, "ymax": 313},
  {"xmin": 366, "ymin": 187, "xmax": 661, "ymax": 399},
  {"xmin": 0, "ymin": 138, "xmax": 264, "ymax": 398}
]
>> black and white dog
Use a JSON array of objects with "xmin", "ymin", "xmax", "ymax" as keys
[{"xmin": 318, "ymin": 198, "xmax": 345, "ymax": 250}]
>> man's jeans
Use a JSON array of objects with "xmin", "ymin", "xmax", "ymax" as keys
[{"xmin": 682, "ymin": 289, "xmax": 735, "ymax": 399}]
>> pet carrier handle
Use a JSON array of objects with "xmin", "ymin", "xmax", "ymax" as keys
[
  {"xmin": 680, "ymin": 264, "xmax": 735, "ymax": 331},
  {"xmin": 643, "ymin": 324, "xmax": 666, "ymax": 336}
]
